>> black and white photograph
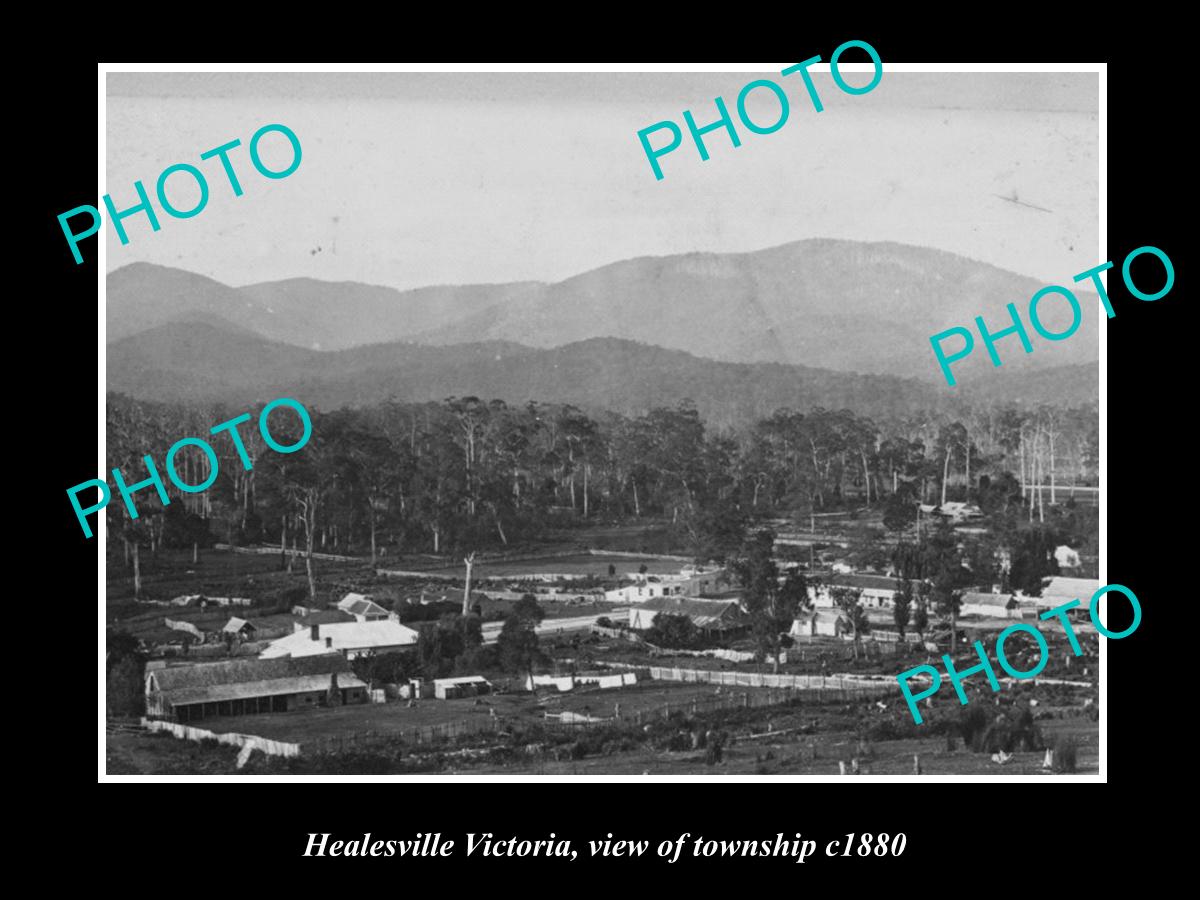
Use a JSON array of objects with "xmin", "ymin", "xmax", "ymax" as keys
[{"xmin": 98, "ymin": 65, "xmax": 1103, "ymax": 779}]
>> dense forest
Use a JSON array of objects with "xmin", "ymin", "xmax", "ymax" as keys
[{"xmin": 104, "ymin": 393, "xmax": 1098, "ymax": 600}]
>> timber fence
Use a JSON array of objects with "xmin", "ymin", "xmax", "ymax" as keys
[
  {"xmin": 299, "ymin": 679, "xmax": 885, "ymax": 756},
  {"xmin": 304, "ymin": 716, "xmax": 501, "ymax": 754},
  {"xmin": 602, "ymin": 663, "xmax": 895, "ymax": 694}
]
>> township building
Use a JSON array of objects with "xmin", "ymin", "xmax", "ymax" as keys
[
  {"xmin": 627, "ymin": 595, "xmax": 744, "ymax": 633},
  {"xmin": 959, "ymin": 591, "xmax": 1022, "ymax": 619},
  {"xmin": 261, "ymin": 620, "xmax": 420, "ymax": 659},
  {"xmin": 222, "ymin": 617, "xmax": 257, "ymax": 640},
  {"xmin": 336, "ymin": 592, "xmax": 392, "ymax": 621},
  {"xmin": 432, "ymin": 676, "xmax": 492, "ymax": 699},
  {"xmin": 144, "ymin": 655, "xmax": 367, "ymax": 722},
  {"xmin": 1033, "ymin": 576, "xmax": 1102, "ymax": 610},
  {"xmin": 789, "ymin": 609, "xmax": 848, "ymax": 638},
  {"xmin": 604, "ymin": 568, "xmax": 726, "ymax": 605},
  {"xmin": 811, "ymin": 574, "xmax": 904, "ymax": 610}
]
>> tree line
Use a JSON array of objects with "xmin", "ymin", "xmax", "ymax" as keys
[{"xmin": 106, "ymin": 392, "xmax": 1097, "ymax": 600}]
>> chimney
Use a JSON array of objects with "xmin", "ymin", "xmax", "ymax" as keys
[
  {"xmin": 325, "ymin": 637, "xmax": 333, "ymax": 648},
  {"xmin": 311, "ymin": 624, "xmax": 319, "ymax": 641}
]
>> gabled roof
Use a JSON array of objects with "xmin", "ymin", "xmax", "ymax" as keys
[
  {"xmin": 821, "ymin": 573, "xmax": 903, "ymax": 592},
  {"xmin": 164, "ymin": 672, "xmax": 367, "ymax": 707},
  {"xmin": 337, "ymin": 593, "xmax": 390, "ymax": 618},
  {"xmin": 961, "ymin": 592, "xmax": 1017, "ymax": 608},
  {"xmin": 149, "ymin": 654, "xmax": 354, "ymax": 693},
  {"xmin": 794, "ymin": 609, "xmax": 846, "ymax": 624},
  {"xmin": 300, "ymin": 609, "xmax": 356, "ymax": 626},
  {"xmin": 1041, "ymin": 577, "xmax": 1100, "ymax": 600},
  {"xmin": 222, "ymin": 617, "xmax": 255, "ymax": 634},
  {"xmin": 260, "ymin": 620, "xmax": 419, "ymax": 658},
  {"xmin": 638, "ymin": 596, "xmax": 743, "ymax": 628}
]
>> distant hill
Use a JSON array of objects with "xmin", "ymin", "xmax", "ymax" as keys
[
  {"xmin": 106, "ymin": 240, "xmax": 1102, "ymax": 382},
  {"xmin": 107, "ymin": 322, "xmax": 1097, "ymax": 426},
  {"xmin": 107, "ymin": 262, "xmax": 542, "ymax": 350},
  {"xmin": 409, "ymin": 239, "xmax": 1103, "ymax": 382},
  {"xmin": 959, "ymin": 362, "xmax": 1098, "ymax": 407},
  {"xmin": 236, "ymin": 278, "xmax": 544, "ymax": 350}
]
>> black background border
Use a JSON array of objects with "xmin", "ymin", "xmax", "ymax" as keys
[{"xmin": 28, "ymin": 22, "xmax": 1181, "ymax": 881}]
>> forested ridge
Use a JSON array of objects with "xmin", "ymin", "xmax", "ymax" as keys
[
  {"xmin": 106, "ymin": 392, "xmax": 1098, "ymax": 602},
  {"xmin": 107, "ymin": 323, "xmax": 1098, "ymax": 431}
]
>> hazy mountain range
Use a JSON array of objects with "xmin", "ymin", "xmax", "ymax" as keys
[{"xmin": 105, "ymin": 239, "xmax": 1099, "ymax": 422}]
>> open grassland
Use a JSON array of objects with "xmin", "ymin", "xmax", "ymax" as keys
[
  {"xmin": 197, "ymin": 682, "xmax": 758, "ymax": 747},
  {"xmin": 106, "ymin": 730, "xmax": 241, "ymax": 775}
]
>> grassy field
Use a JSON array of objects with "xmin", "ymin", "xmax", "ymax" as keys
[
  {"xmin": 106, "ymin": 730, "xmax": 242, "ymax": 775},
  {"xmin": 409, "ymin": 553, "xmax": 688, "ymax": 580},
  {"xmin": 107, "ymin": 547, "xmax": 371, "ymax": 609},
  {"xmin": 196, "ymin": 682, "xmax": 757, "ymax": 746},
  {"xmin": 105, "ymin": 548, "xmax": 621, "ymax": 642},
  {"xmin": 488, "ymin": 718, "xmax": 1098, "ymax": 776}
]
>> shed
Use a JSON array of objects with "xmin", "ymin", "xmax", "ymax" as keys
[
  {"xmin": 432, "ymin": 675, "xmax": 492, "ymax": 700},
  {"xmin": 222, "ymin": 617, "xmax": 257, "ymax": 639},
  {"xmin": 960, "ymin": 592, "xmax": 1020, "ymax": 619},
  {"xmin": 145, "ymin": 655, "xmax": 367, "ymax": 722},
  {"xmin": 790, "ymin": 609, "xmax": 848, "ymax": 638}
]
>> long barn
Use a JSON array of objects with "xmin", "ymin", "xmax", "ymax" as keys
[{"xmin": 145, "ymin": 655, "xmax": 368, "ymax": 723}]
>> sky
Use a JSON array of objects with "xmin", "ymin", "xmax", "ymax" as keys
[{"xmin": 105, "ymin": 70, "xmax": 1099, "ymax": 290}]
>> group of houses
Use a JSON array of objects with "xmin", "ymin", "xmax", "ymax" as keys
[
  {"xmin": 145, "ymin": 654, "xmax": 369, "ymax": 723},
  {"xmin": 616, "ymin": 566, "xmax": 1101, "ymax": 643},
  {"xmin": 144, "ymin": 591, "xmax": 425, "ymax": 723},
  {"xmin": 140, "ymin": 552, "xmax": 1100, "ymax": 725}
]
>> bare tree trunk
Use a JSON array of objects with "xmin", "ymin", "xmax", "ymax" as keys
[
  {"xmin": 462, "ymin": 552, "xmax": 475, "ymax": 616},
  {"xmin": 583, "ymin": 464, "xmax": 589, "ymax": 518},
  {"xmin": 941, "ymin": 447, "xmax": 951, "ymax": 506},
  {"xmin": 192, "ymin": 541, "xmax": 199, "ymax": 565},
  {"xmin": 1037, "ymin": 446, "xmax": 1045, "ymax": 523},
  {"xmin": 861, "ymin": 451, "xmax": 871, "ymax": 505},
  {"xmin": 369, "ymin": 507, "xmax": 377, "ymax": 567},
  {"xmin": 1019, "ymin": 432, "xmax": 1028, "ymax": 501},
  {"xmin": 632, "ymin": 480, "xmax": 640, "ymax": 517},
  {"xmin": 280, "ymin": 515, "xmax": 288, "ymax": 571},
  {"xmin": 1049, "ymin": 430, "xmax": 1057, "ymax": 504},
  {"xmin": 304, "ymin": 507, "xmax": 317, "ymax": 602},
  {"xmin": 132, "ymin": 541, "xmax": 142, "ymax": 600}
]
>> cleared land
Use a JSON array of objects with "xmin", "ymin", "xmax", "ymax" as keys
[
  {"xmin": 401, "ymin": 553, "xmax": 688, "ymax": 580},
  {"xmin": 106, "ymin": 729, "xmax": 242, "ymax": 775},
  {"xmin": 197, "ymin": 682, "xmax": 759, "ymax": 747}
]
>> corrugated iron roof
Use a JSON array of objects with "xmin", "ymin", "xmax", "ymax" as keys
[
  {"xmin": 260, "ymin": 620, "xmax": 419, "ymax": 658},
  {"xmin": 149, "ymin": 654, "xmax": 354, "ymax": 692},
  {"xmin": 164, "ymin": 672, "xmax": 367, "ymax": 706},
  {"xmin": 823, "ymin": 574, "xmax": 903, "ymax": 591},
  {"xmin": 961, "ymin": 592, "xmax": 1017, "ymax": 607}
]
